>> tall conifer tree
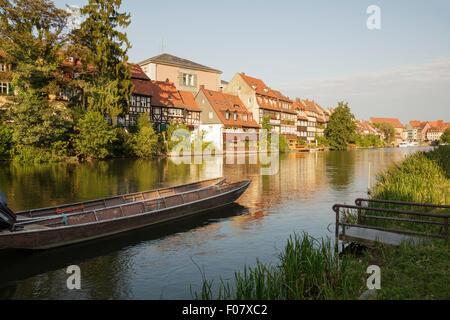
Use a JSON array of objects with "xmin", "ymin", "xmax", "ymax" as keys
[{"xmin": 76, "ymin": 0, "xmax": 133, "ymax": 119}]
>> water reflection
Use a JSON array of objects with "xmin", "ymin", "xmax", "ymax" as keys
[{"xmin": 0, "ymin": 147, "xmax": 432, "ymax": 299}]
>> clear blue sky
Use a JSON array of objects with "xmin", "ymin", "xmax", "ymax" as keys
[{"xmin": 54, "ymin": 0, "xmax": 450, "ymax": 123}]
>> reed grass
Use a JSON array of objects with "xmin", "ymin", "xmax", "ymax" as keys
[
  {"xmin": 365, "ymin": 146, "xmax": 450, "ymax": 235},
  {"xmin": 192, "ymin": 233, "xmax": 367, "ymax": 300}
]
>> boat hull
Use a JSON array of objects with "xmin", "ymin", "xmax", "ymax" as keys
[{"xmin": 0, "ymin": 180, "xmax": 250, "ymax": 250}]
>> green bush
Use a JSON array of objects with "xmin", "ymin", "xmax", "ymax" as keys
[
  {"xmin": 441, "ymin": 128, "xmax": 450, "ymax": 144},
  {"xmin": 12, "ymin": 145, "xmax": 53, "ymax": 164},
  {"xmin": 131, "ymin": 114, "xmax": 158, "ymax": 158},
  {"xmin": 111, "ymin": 127, "xmax": 135, "ymax": 157},
  {"xmin": 0, "ymin": 125, "xmax": 13, "ymax": 159},
  {"xmin": 279, "ymin": 134, "xmax": 288, "ymax": 153},
  {"xmin": 74, "ymin": 111, "xmax": 117, "ymax": 160},
  {"xmin": 132, "ymin": 126, "xmax": 158, "ymax": 158}
]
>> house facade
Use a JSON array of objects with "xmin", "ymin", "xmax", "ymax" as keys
[
  {"xmin": 120, "ymin": 63, "xmax": 153, "ymax": 127},
  {"xmin": 195, "ymin": 86, "xmax": 259, "ymax": 151},
  {"xmin": 148, "ymin": 79, "xmax": 201, "ymax": 133},
  {"xmin": 225, "ymin": 72, "xmax": 305, "ymax": 149},
  {"xmin": 139, "ymin": 53, "xmax": 222, "ymax": 94},
  {"xmin": 293, "ymin": 98, "xmax": 308, "ymax": 142},
  {"xmin": 0, "ymin": 50, "xmax": 13, "ymax": 106},
  {"xmin": 272, "ymin": 90, "xmax": 297, "ymax": 149}
]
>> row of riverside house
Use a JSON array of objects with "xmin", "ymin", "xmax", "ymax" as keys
[
  {"xmin": 356, "ymin": 117, "xmax": 449, "ymax": 145},
  {"xmin": 135, "ymin": 54, "xmax": 334, "ymax": 151}
]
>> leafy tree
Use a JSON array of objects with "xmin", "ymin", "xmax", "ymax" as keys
[
  {"xmin": 279, "ymin": 134, "xmax": 287, "ymax": 153},
  {"xmin": 74, "ymin": 0, "xmax": 133, "ymax": 119},
  {"xmin": 373, "ymin": 122, "xmax": 395, "ymax": 144},
  {"xmin": 315, "ymin": 135, "xmax": 329, "ymax": 147},
  {"xmin": 0, "ymin": 0, "xmax": 69, "ymax": 96},
  {"xmin": 325, "ymin": 102, "xmax": 357, "ymax": 150},
  {"xmin": 440, "ymin": 128, "xmax": 450, "ymax": 144},
  {"xmin": 260, "ymin": 115, "xmax": 273, "ymax": 150},
  {"xmin": 74, "ymin": 111, "xmax": 117, "ymax": 160},
  {"xmin": 131, "ymin": 113, "xmax": 158, "ymax": 158},
  {"xmin": 9, "ymin": 91, "xmax": 71, "ymax": 151}
]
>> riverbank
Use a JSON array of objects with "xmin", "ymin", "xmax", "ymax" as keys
[{"xmin": 192, "ymin": 146, "xmax": 450, "ymax": 300}]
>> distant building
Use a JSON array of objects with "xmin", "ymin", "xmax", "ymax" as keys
[
  {"xmin": 224, "ymin": 72, "xmax": 301, "ymax": 149},
  {"xmin": 293, "ymin": 98, "xmax": 308, "ymax": 142},
  {"xmin": 370, "ymin": 118, "xmax": 404, "ymax": 145},
  {"xmin": 356, "ymin": 120, "xmax": 384, "ymax": 138},
  {"xmin": 272, "ymin": 89, "xmax": 297, "ymax": 149},
  {"xmin": 195, "ymin": 86, "xmax": 259, "ymax": 151},
  {"xmin": 138, "ymin": 53, "xmax": 222, "ymax": 94}
]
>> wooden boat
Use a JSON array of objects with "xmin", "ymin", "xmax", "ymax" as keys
[
  {"xmin": 0, "ymin": 179, "xmax": 251, "ymax": 250},
  {"xmin": 15, "ymin": 177, "xmax": 225, "ymax": 220}
]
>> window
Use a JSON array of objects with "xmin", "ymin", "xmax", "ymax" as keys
[
  {"xmin": 233, "ymin": 112, "xmax": 237, "ymax": 121},
  {"xmin": 225, "ymin": 111, "xmax": 230, "ymax": 120},
  {"xmin": 209, "ymin": 112, "xmax": 213, "ymax": 120},
  {"xmin": 0, "ymin": 64, "xmax": 6, "ymax": 72},
  {"xmin": 183, "ymin": 73, "xmax": 195, "ymax": 87},
  {"xmin": 243, "ymin": 114, "xmax": 248, "ymax": 121},
  {"xmin": 0, "ymin": 82, "xmax": 8, "ymax": 94}
]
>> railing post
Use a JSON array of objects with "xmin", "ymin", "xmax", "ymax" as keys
[
  {"xmin": 355, "ymin": 199, "xmax": 363, "ymax": 225},
  {"xmin": 333, "ymin": 205, "xmax": 340, "ymax": 255},
  {"xmin": 445, "ymin": 217, "xmax": 448, "ymax": 242}
]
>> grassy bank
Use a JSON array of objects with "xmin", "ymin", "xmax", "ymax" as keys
[{"xmin": 192, "ymin": 147, "xmax": 450, "ymax": 300}]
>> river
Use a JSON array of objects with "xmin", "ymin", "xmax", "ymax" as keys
[{"xmin": 0, "ymin": 147, "xmax": 431, "ymax": 299}]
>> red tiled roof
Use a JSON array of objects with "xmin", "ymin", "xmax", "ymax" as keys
[
  {"xmin": 202, "ymin": 88, "xmax": 259, "ymax": 129},
  {"xmin": 149, "ymin": 80, "xmax": 199, "ymax": 112},
  {"xmin": 410, "ymin": 120, "xmax": 421, "ymax": 128},
  {"xmin": 239, "ymin": 73, "xmax": 277, "ymax": 98},
  {"xmin": 371, "ymin": 117, "xmax": 403, "ymax": 128},
  {"xmin": 129, "ymin": 63, "xmax": 153, "ymax": 97},
  {"xmin": 129, "ymin": 63, "xmax": 150, "ymax": 81},
  {"xmin": 179, "ymin": 90, "xmax": 201, "ymax": 112}
]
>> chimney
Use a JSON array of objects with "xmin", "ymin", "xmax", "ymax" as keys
[
  {"xmin": 165, "ymin": 78, "xmax": 170, "ymax": 83},
  {"xmin": 200, "ymin": 85, "xmax": 205, "ymax": 90},
  {"xmin": 296, "ymin": 98, "xmax": 301, "ymax": 104},
  {"xmin": 219, "ymin": 87, "xmax": 223, "ymax": 92}
]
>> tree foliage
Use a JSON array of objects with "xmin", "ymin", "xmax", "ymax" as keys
[
  {"xmin": 374, "ymin": 122, "xmax": 396, "ymax": 144},
  {"xmin": 74, "ymin": 111, "xmax": 116, "ymax": 160},
  {"xmin": 131, "ymin": 113, "xmax": 158, "ymax": 158},
  {"xmin": 440, "ymin": 128, "xmax": 450, "ymax": 144},
  {"xmin": 324, "ymin": 102, "xmax": 357, "ymax": 150},
  {"xmin": 73, "ymin": 0, "xmax": 133, "ymax": 118},
  {"xmin": 0, "ymin": 0, "xmax": 69, "ymax": 96},
  {"xmin": 0, "ymin": 124, "xmax": 13, "ymax": 158}
]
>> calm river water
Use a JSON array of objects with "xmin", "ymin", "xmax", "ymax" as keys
[{"xmin": 0, "ymin": 147, "xmax": 431, "ymax": 299}]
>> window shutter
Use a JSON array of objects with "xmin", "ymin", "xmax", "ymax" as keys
[
  {"xmin": 194, "ymin": 74, "xmax": 198, "ymax": 88},
  {"xmin": 179, "ymin": 72, "xmax": 184, "ymax": 87}
]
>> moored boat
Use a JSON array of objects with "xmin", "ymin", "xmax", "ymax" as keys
[
  {"xmin": 15, "ymin": 177, "xmax": 225, "ymax": 220},
  {"xmin": 0, "ymin": 179, "xmax": 251, "ymax": 250}
]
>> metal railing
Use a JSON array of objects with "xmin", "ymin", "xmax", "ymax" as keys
[{"xmin": 333, "ymin": 199, "xmax": 450, "ymax": 253}]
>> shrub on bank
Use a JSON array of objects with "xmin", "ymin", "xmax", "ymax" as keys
[
  {"xmin": 0, "ymin": 124, "xmax": 13, "ymax": 159},
  {"xmin": 370, "ymin": 146, "xmax": 449, "ymax": 205},
  {"xmin": 73, "ymin": 111, "xmax": 117, "ymax": 161}
]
